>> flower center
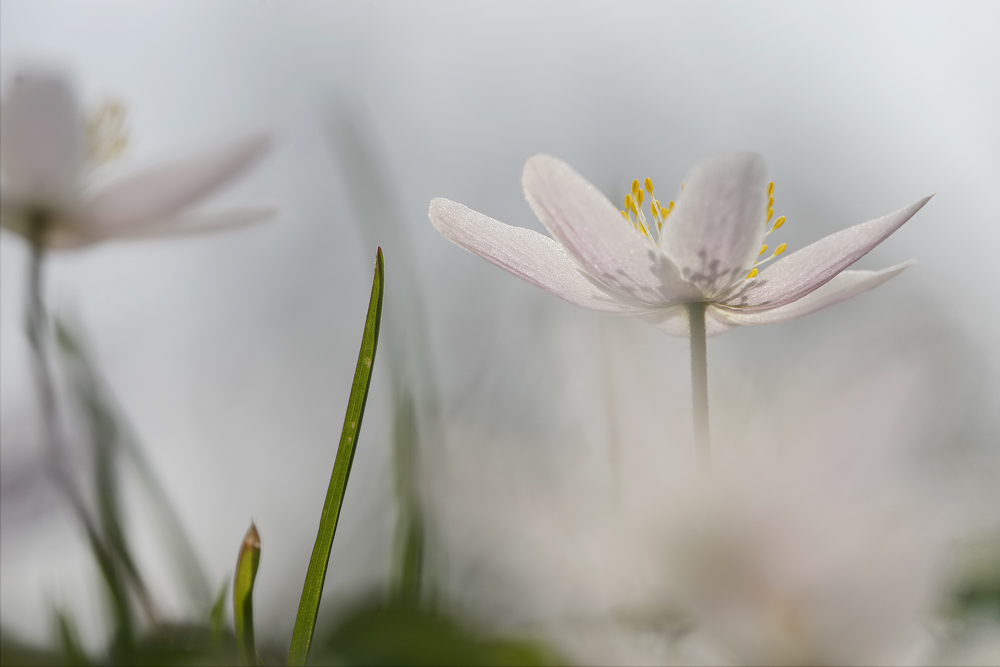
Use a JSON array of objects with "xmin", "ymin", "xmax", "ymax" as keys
[
  {"xmin": 86, "ymin": 99, "xmax": 129, "ymax": 166},
  {"xmin": 746, "ymin": 181, "xmax": 788, "ymax": 279},
  {"xmin": 618, "ymin": 176, "xmax": 674, "ymax": 246},
  {"xmin": 619, "ymin": 176, "xmax": 791, "ymax": 278}
]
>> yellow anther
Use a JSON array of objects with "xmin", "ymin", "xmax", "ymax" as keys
[
  {"xmin": 767, "ymin": 207, "xmax": 774, "ymax": 223},
  {"xmin": 644, "ymin": 177, "xmax": 654, "ymax": 194},
  {"xmin": 625, "ymin": 193, "xmax": 634, "ymax": 210},
  {"xmin": 774, "ymin": 243, "xmax": 787, "ymax": 256},
  {"xmin": 768, "ymin": 181, "xmax": 775, "ymax": 197},
  {"xmin": 759, "ymin": 244, "xmax": 768, "ymax": 256},
  {"xmin": 86, "ymin": 99, "xmax": 129, "ymax": 164},
  {"xmin": 636, "ymin": 189, "xmax": 644, "ymax": 205},
  {"xmin": 631, "ymin": 179, "xmax": 640, "ymax": 195},
  {"xmin": 746, "ymin": 267, "xmax": 759, "ymax": 279},
  {"xmin": 768, "ymin": 195, "xmax": 774, "ymax": 209},
  {"xmin": 620, "ymin": 210, "xmax": 629, "ymax": 221},
  {"xmin": 771, "ymin": 216, "xmax": 786, "ymax": 231},
  {"xmin": 657, "ymin": 220, "xmax": 663, "ymax": 231}
]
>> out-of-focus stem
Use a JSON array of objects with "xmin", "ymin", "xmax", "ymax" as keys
[
  {"xmin": 25, "ymin": 214, "xmax": 100, "ymax": 527},
  {"xmin": 24, "ymin": 213, "xmax": 155, "ymax": 642},
  {"xmin": 687, "ymin": 302, "xmax": 711, "ymax": 464}
]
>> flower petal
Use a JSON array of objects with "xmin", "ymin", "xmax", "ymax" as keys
[
  {"xmin": 81, "ymin": 132, "xmax": 271, "ymax": 232},
  {"xmin": 721, "ymin": 197, "xmax": 930, "ymax": 311},
  {"xmin": 44, "ymin": 206, "xmax": 276, "ymax": 250},
  {"xmin": 641, "ymin": 305, "xmax": 737, "ymax": 337},
  {"xmin": 660, "ymin": 153, "xmax": 769, "ymax": 298},
  {"xmin": 429, "ymin": 197, "xmax": 641, "ymax": 313},
  {"xmin": 521, "ymin": 154, "xmax": 700, "ymax": 307},
  {"xmin": 715, "ymin": 261, "xmax": 914, "ymax": 325},
  {"xmin": 0, "ymin": 70, "xmax": 84, "ymax": 206}
]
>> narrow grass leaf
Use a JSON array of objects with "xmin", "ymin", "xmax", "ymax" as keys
[
  {"xmin": 210, "ymin": 579, "xmax": 229, "ymax": 640},
  {"xmin": 287, "ymin": 248, "xmax": 384, "ymax": 666},
  {"xmin": 234, "ymin": 523, "xmax": 261, "ymax": 667}
]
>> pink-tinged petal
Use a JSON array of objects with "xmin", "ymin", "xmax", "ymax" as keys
[
  {"xmin": 430, "ymin": 198, "xmax": 641, "ymax": 313},
  {"xmin": 715, "ymin": 261, "xmax": 914, "ymax": 325},
  {"xmin": 522, "ymin": 154, "xmax": 700, "ymax": 306},
  {"xmin": 661, "ymin": 153, "xmax": 769, "ymax": 298},
  {"xmin": 81, "ymin": 132, "xmax": 271, "ymax": 232},
  {"xmin": 722, "ymin": 197, "xmax": 930, "ymax": 312},
  {"xmin": 641, "ymin": 305, "xmax": 737, "ymax": 337},
  {"xmin": 0, "ymin": 70, "xmax": 84, "ymax": 205},
  {"xmin": 42, "ymin": 206, "xmax": 276, "ymax": 250}
]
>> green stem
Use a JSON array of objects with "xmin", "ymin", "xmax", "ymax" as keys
[
  {"xmin": 687, "ymin": 302, "xmax": 711, "ymax": 464},
  {"xmin": 25, "ymin": 214, "xmax": 140, "ymax": 650}
]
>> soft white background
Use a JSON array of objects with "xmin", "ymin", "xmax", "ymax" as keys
[{"xmin": 2, "ymin": 0, "xmax": 998, "ymax": 652}]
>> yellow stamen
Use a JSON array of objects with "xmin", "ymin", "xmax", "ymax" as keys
[
  {"xmin": 631, "ymin": 179, "xmax": 640, "ymax": 195},
  {"xmin": 770, "ymin": 215, "xmax": 786, "ymax": 232},
  {"xmin": 759, "ymin": 244, "xmax": 768, "ymax": 256},
  {"xmin": 636, "ymin": 189, "xmax": 644, "ymax": 206},
  {"xmin": 746, "ymin": 268, "xmax": 759, "ymax": 279},
  {"xmin": 620, "ymin": 210, "xmax": 629, "ymax": 221},
  {"xmin": 644, "ymin": 177, "xmax": 654, "ymax": 194},
  {"xmin": 625, "ymin": 193, "xmax": 634, "ymax": 211},
  {"xmin": 767, "ymin": 207, "xmax": 774, "ymax": 223},
  {"xmin": 768, "ymin": 195, "xmax": 774, "ymax": 209},
  {"xmin": 767, "ymin": 181, "xmax": 774, "ymax": 197},
  {"xmin": 774, "ymin": 243, "xmax": 787, "ymax": 256},
  {"xmin": 86, "ymin": 99, "xmax": 129, "ymax": 164}
]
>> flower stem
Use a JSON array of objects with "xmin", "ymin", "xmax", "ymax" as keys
[
  {"xmin": 687, "ymin": 302, "xmax": 711, "ymax": 464},
  {"xmin": 25, "ymin": 213, "xmax": 79, "ymax": 500},
  {"xmin": 24, "ymin": 213, "xmax": 154, "ymax": 644}
]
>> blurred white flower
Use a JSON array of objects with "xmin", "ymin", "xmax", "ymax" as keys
[
  {"xmin": 429, "ymin": 154, "xmax": 929, "ymax": 336},
  {"xmin": 0, "ymin": 69, "xmax": 274, "ymax": 249},
  {"xmin": 426, "ymin": 322, "xmax": 1000, "ymax": 666}
]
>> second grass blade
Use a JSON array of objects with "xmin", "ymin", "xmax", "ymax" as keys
[{"xmin": 287, "ymin": 248, "xmax": 384, "ymax": 666}]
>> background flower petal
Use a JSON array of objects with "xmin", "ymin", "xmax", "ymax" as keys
[
  {"xmin": 80, "ymin": 132, "xmax": 271, "ymax": 232},
  {"xmin": 723, "ymin": 197, "xmax": 930, "ymax": 311},
  {"xmin": 85, "ymin": 206, "xmax": 276, "ymax": 245},
  {"xmin": 0, "ymin": 69, "xmax": 84, "ymax": 206},
  {"xmin": 660, "ymin": 153, "xmax": 769, "ymax": 298},
  {"xmin": 716, "ymin": 261, "xmax": 914, "ymax": 325},
  {"xmin": 430, "ymin": 197, "xmax": 641, "ymax": 313},
  {"xmin": 522, "ymin": 154, "xmax": 700, "ymax": 306}
]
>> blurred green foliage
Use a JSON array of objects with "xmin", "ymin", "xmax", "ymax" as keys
[{"xmin": 310, "ymin": 601, "xmax": 559, "ymax": 667}]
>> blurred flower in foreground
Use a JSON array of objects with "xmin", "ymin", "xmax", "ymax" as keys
[
  {"xmin": 427, "ymin": 328, "xmax": 1000, "ymax": 666},
  {"xmin": 0, "ymin": 68, "xmax": 274, "ymax": 249},
  {"xmin": 429, "ymin": 154, "xmax": 929, "ymax": 336}
]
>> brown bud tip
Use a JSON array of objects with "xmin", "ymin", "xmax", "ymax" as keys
[{"xmin": 243, "ymin": 522, "xmax": 260, "ymax": 551}]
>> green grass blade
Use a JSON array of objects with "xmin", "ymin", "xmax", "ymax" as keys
[
  {"xmin": 287, "ymin": 248, "xmax": 384, "ymax": 666},
  {"xmin": 210, "ymin": 578, "xmax": 229, "ymax": 640},
  {"xmin": 234, "ymin": 523, "xmax": 261, "ymax": 666}
]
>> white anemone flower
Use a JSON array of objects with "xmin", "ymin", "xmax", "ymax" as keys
[
  {"xmin": 0, "ymin": 69, "xmax": 273, "ymax": 249},
  {"xmin": 429, "ymin": 153, "xmax": 930, "ymax": 337}
]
